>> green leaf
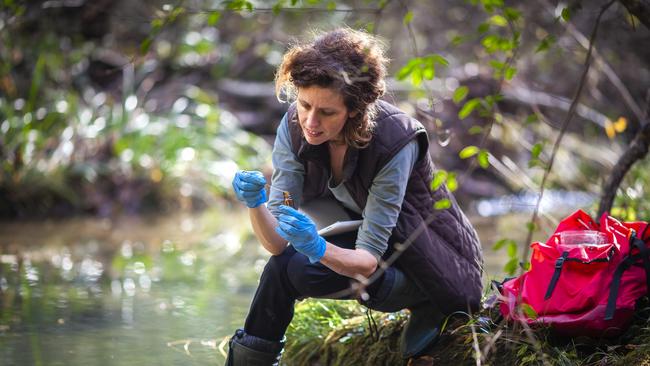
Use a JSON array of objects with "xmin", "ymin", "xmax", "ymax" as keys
[
  {"xmin": 504, "ymin": 7, "xmax": 521, "ymax": 21},
  {"xmin": 477, "ymin": 149, "xmax": 489, "ymax": 168},
  {"xmin": 531, "ymin": 142, "xmax": 543, "ymax": 159},
  {"xmin": 140, "ymin": 37, "xmax": 153, "ymax": 54},
  {"xmin": 488, "ymin": 60, "xmax": 506, "ymax": 71},
  {"xmin": 446, "ymin": 172, "xmax": 458, "ymax": 192},
  {"xmin": 520, "ymin": 303, "xmax": 538, "ymax": 320},
  {"xmin": 468, "ymin": 126, "xmax": 483, "ymax": 134},
  {"xmin": 504, "ymin": 258, "xmax": 518, "ymax": 275},
  {"xmin": 477, "ymin": 22, "xmax": 490, "ymax": 33},
  {"xmin": 525, "ymin": 114, "xmax": 538, "ymax": 124},
  {"xmin": 505, "ymin": 66, "xmax": 517, "ymax": 80},
  {"xmin": 484, "ymin": 94, "xmax": 503, "ymax": 107},
  {"xmin": 411, "ymin": 68, "xmax": 423, "ymax": 86},
  {"xmin": 326, "ymin": 1, "xmax": 336, "ymax": 11},
  {"xmin": 225, "ymin": 0, "xmax": 254, "ymax": 11},
  {"xmin": 428, "ymin": 54, "xmax": 449, "ymax": 66},
  {"xmin": 453, "ymin": 86, "xmax": 469, "ymax": 104},
  {"xmin": 481, "ymin": 34, "xmax": 501, "ymax": 53},
  {"xmin": 451, "ymin": 35, "xmax": 465, "ymax": 46},
  {"xmin": 403, "ymin": 11, "xmax": 413, "ymax": 25},
  {"xmin": 459, "ymin": 145, "xmax": 479, "ymax": 159},
  {"xmin": 493, "ymin": 238, "xmax": 514, "ymax": 251},
  {"xmin": 208, "ymin": 11, "xmax": 221, "ymax": 26},
  {"xmin": 422, "ymin": 64, "xmax": 434, "ymax": 80},
  {"xmin": 272, "ymin": 1, "xmax": 283, "ymax": 15},
  {"xmin": 526, "ymin": 222, "xmax": 537, "ymax": 232},
  {"xmin": 561, "ymin": 7, "xmax": 570, "ymax": 21},
  {"xmin": 431, "ymin": 170, "xmax": 447, "ymax": 190},
  {"xmin": 396, "ymin": 59, "xmax": 417, "ymax": 81},
  {"xmin": 535, "ymin": 35, "xmax": 556, "ymax": 53},
  {"xmin": 151, "ymin": 18, "xmax": 164, "ymax": 32},
  {"xmin": 395, "ymin": 55, "xmax": 447, "ymax": 87},
  {"xmin": 507, "ymin": 241, "xmax": 518, "ymax": 257},
  {"xmin": 434, "ymin": 198, "xmax": 452, "ymax": 210},
  {"xmin": 489, "ymin": 14, "xmax": 508, "ymax": 27},
  {"xmin": 458, "ymin": 98, "xmax": 481, "ymax": 119}
]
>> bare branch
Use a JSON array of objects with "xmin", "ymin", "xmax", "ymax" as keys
[{"xmin": 540, "ymin": 0, "xmax": 646, "ymax": 125}]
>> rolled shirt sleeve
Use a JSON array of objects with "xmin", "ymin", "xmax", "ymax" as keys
[{"xmin": 266, "ymin": 113, "xmax": 304, "ymax": 217}]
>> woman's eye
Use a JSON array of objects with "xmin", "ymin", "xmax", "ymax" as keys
[{"xmin": 321, "ymin": 111, "xmax": 334, "ymax": 116}]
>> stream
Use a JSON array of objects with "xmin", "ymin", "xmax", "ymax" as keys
[{"xmin": 0, "ymin": 202, "xmax": 572, "ymax": 365}]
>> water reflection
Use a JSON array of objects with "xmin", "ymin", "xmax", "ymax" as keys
[{"xmin": 0, "ymin": 207, "xmax": 262, "ymax": 365}]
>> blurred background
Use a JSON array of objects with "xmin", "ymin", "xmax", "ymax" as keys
[{"xmin": 1, "ymin": 0, "xmax": 648, "ymax": 364}]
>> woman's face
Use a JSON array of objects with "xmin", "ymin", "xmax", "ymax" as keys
[{"xmin": 296, "ymin": 86, "xmax": 352, "ymax": 145}]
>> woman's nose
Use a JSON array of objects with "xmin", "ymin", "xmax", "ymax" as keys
[{"xmin": 304, "ymin": 111, "xmax": 319, "ymax": 127}]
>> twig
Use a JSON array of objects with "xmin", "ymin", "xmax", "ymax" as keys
[
  {"xmin": 539, "ymin": 0, "xmax": 645, "ymax": 125},
  {"xmin": 470, "ymin": 319, "xmax": 482, "ymax": 366},
  {"xmin": 371, "ymin": 0, "xmax": 394, "ymax": 35}
]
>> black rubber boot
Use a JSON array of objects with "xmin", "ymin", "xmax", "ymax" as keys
[
  {"xmin": 362, "ymin": 268, "xmax": 444, "ymax": 359},
  {"xmin": 399, "ymin": 303, "xmax": 444, "ymax": 359},
  {"xmin": 225, "ymin": 329, "xmax": 285, "ymax": 366}
]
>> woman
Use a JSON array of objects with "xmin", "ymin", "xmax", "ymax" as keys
[{"xmin": 228, "ymin": 28, "xmax": 483, "ymax": 365}]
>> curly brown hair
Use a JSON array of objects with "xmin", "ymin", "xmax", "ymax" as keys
[{"xmin": 275, "ymin": 28, "xmax": 388, "ymax": 149}]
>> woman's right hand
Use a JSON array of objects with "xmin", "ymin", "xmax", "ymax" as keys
[{"xmin": 232, "ymin": 170, "xmax": 267, "ymax": 208}]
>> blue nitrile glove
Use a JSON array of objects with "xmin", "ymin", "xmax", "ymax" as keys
[
  {"xmin": 232, "ymin": 170, "xmax": 267, "ymax": 208},
  {"xmin": 275, "ymin": 205, "xmax": 326, "ymax": 263}
]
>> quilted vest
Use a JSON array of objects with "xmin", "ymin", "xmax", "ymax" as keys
[{"xmin": 287, "ymin": 100, "xmax": 484, "ymax": 313}]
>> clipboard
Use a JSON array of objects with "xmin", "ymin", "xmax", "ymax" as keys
[
  {"xmin": 299, "ymin": 197, "xmax": 363, "ymax": 236},
  {"xmin": 317, "ymin": 220, "xmax": 363, "ymax": 236}
]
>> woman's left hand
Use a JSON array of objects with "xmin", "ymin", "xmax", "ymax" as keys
[{"xmin": 275, "ymin": 205, "xmax": 326, "ymax": 263}]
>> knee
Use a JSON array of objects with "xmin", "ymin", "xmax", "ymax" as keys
[
  {"xmin": 261, "ymin": 247, "xmax": 295, "ymax": 280},
  {"xmin": 286, "ymin": 253, "xmax": 313, "ymax": 296}
]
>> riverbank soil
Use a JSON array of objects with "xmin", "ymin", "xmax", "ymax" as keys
[{"xmin": 284, "ymin": 298, "xmax": 650, "ymax": 365}]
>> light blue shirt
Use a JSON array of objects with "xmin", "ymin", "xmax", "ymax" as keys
[{"xmin": 267, "ymin": 114, "xmax": 419, "ymax": 260}]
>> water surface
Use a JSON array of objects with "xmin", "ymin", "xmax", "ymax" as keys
[
  {"xmin": 0, "ymin": 205, "xmax": 523, "ymax": 365},
  {"xmin": 0, "ymin": 204, "xmax": 267, "ymax": 365}
]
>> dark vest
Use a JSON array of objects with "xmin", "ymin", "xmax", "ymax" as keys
[{"xmin": 287, "ymin": 100, "xmax": 484, "ymax": 313}]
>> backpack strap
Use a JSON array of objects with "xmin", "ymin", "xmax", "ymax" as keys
[
  {"xmin": 605, "ymin": 230, "xmax": 650, "ymax": 320},
  {"xmin": 544, "ymin": 251, "xmax": 569, "ymax": 300},
  {"xmin": 605, "ymin": 256, "xmax": 634, "ymax": 320},
  {"xmin": 632, "ymin": 232, "xmax": 650, "ymax": 298}
]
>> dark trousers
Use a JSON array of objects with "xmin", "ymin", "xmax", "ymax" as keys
[{"xmin": 243, "ymin": 231, "xmax": 388, "ymax": 341}]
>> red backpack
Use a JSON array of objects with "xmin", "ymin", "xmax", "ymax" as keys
[{"xmin": 499, "ymin": 209, "xmax": 650, "ymax": 337}]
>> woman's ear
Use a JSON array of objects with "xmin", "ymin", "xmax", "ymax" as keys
[{"xmin": 348, "ymin": 110, "xmax": 359, "ymax": 118}]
